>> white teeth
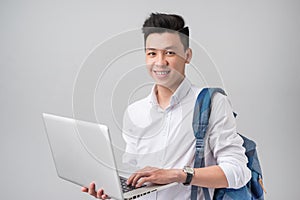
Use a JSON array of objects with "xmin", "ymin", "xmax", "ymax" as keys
[{"xmin": 155, "ymin": 71, "xmax": 169, "ymax": 75}]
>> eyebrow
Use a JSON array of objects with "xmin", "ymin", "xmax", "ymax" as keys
[
  {"xmin": 146, "ymin": 46, "xmax": 178, "ymax": 51},
  {"xmin": 145, "ymin": 48, "xmax": 156, "ymax": 51}
]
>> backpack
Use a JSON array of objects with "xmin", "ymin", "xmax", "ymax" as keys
[{"xmin": 191, "ymin": 88, "xmax": 265, "ymax": 200}]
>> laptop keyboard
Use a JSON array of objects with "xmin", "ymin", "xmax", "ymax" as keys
[{"xmin": 119, "ymin": 176, "xmax": 146, "ymax": 193}]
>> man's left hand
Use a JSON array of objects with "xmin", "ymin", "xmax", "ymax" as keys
[{"xmin": 126, "ymin": 166, "xmax": 185, "ymax": 188}]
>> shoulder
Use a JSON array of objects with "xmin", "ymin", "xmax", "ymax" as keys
[
  {"xmin": 208, "ymin": 90, "xmax": 236, "ymax": 130},
  {"xmin": 211, "ymin": 91, "xmax": 233, "ymax": 111},
  {"xmin": 189, "ymin": 85, "xmax": 231, "ymax": 104}
]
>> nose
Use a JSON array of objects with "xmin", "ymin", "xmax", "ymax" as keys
[{"xmin": 155, "ymin": 52, "xmax": 168, "ymax": 67}]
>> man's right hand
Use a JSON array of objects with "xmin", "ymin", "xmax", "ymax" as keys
[{"xmin": 81, "ymin": 182, "xmax": 109, "ymax": 199}]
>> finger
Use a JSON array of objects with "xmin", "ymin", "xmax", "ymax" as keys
[
  {"xmin": 126, "ymin": 173, "xmax": 135, "ymax": 185},
  {"xmin": 131, "ymin": 173, "xmax": 142, "ymax": 186},
  {"xmin": 88, "ymin": 182, "xmax": 97, "ymax": 197},
  {"xmin": 96, "ymin": 189, "xmax": 104, "ymax": 199},
  {"xmin": 132, "ymin": 172, "xmax": 148, "ymax": 187},
  {"xmin": 127, "ymin": 171, "xmax": 141, "ymax": 185},
  {"xmin": 89, "ymin": 182, "xmax": 96, "ymax": 190},
  {"xmin": 101, "ymin": 194, "xmax": 109, "ymax": 199},
  {"xmin": 136, "ymin": 177, "xmax": 150, "ymax": 188},
  {"xmin": 81, "ymin": 187, "xmax": 88, "ymax": 192},
  {"xmin": 127, "ymin": 167, "xmax": 154, "ymax": 185}
]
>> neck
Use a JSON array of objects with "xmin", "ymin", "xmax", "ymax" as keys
[
  {"xmin": 156, "ymin": 78, "xmax": 184, "ymax": 109},
  {"xmin": 156, "ymin": 85, "xmax": 172, "ymax": 109}
]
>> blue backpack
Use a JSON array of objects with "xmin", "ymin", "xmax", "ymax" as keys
[{"xmin": 191, "ymin": 88, "xmax": 265, "ymax": 200}]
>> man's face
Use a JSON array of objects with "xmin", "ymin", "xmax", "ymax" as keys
[{"xmin": 145, "ymin": 32, "xmax": 191, "ymax": 91}]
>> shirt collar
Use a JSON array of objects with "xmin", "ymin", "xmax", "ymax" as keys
[{"xmin": 149, "ymin": 78, "xmax": 192, "ymax": 107}]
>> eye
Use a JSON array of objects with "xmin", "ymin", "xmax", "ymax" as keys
[
  {"xmin": 147, "ymin": 51, "xmax": 156, "ymax": 56},
  {"xmin": 166, "ymin": 51, "xmax": 175, "ymax": 56}
]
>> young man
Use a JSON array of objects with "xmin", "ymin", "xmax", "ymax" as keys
[{"xmin": 82, "ymin": 13, "xmax": 251, "ymax": 199}]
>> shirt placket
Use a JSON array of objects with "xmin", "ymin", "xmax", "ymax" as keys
[{"xmin": 160, "ymin": 109, "xmax": 172, "ymax": 165}]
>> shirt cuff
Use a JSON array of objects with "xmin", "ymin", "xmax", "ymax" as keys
[{"xmin": 218, "ymin": 162, "xmax": 251, "ymax": 189}]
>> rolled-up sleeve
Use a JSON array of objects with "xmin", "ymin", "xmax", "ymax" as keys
[{"xmin": 207, "ymin": 93, "xmax": 251, "ymax": 189}]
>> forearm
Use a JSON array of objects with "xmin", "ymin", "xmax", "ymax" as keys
[{"xmin": 176, "ymin": 165, "xmax": 228, "ymax": 188}]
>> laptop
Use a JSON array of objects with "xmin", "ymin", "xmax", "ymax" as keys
[{"xmin": 42, "ymin": 113, "xmax": 177, "ymax": 200}]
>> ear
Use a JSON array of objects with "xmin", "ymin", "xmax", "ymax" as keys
[{"xmin": 185, "ymin": 48, "xmax": 192, "ymax": 64}]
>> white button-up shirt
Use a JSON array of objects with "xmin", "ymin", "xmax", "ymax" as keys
[{"xmin": 122, "ymin": 78, "xmax": 251, "ymax": 199}]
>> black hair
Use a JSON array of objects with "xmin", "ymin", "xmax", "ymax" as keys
[{"xmin": 142, "ymin": 12, "xmax": 189, "ymax": 50}]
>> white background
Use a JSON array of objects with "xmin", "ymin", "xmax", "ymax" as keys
[{"xmin": 1, "ymin": 0, "xmax": 299, "ymax": 199}]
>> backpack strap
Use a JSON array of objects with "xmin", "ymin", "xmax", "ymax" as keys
[{"xmin": 191, "ymin": 88, "xmax": 226, "ymax": 200}]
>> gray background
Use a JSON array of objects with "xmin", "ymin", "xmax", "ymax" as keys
[{"xmin": 1, "ymin": 0, "xmax": 299, "ymax": 199}]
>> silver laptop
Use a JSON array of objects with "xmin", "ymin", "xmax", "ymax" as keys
[{"xmin": 42, "ymin": 113, "xmax": 177, "ymax": 200}]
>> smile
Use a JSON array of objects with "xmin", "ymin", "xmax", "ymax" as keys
[{"xmin": 154, "ymin": 70, "xmax": 170, "ymax": 75}]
